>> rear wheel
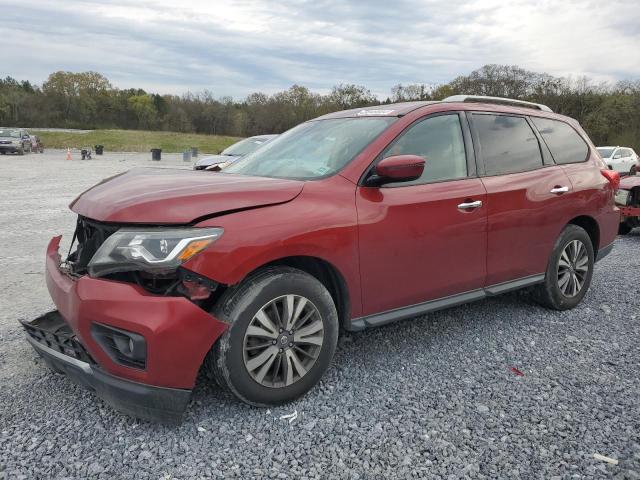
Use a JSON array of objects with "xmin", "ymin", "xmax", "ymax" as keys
[
  {"xmin": 206, "ymin": 267, "xmax": 338, "ymax": 406},
  {"xmin": 534, "ymin": 225, "xmax": 594, "ymax": 310}
]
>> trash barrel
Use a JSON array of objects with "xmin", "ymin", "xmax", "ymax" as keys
[
  {"xmin": 183, "ymin": 150, "xmax": 192, "ymax": 162},
  {"xmin": 191, "ymin": 147, "xmax": 198, "ymax": 157},
  {"xmin": 95, "ymin": 145, "xmax": 104, "ymax": 155},
  {"xmin": 151, "ymin": 148, "xmax": 162, "ymax": 161}
]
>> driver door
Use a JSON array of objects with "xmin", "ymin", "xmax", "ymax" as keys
[{"xmin": 356, "ymin": 112, "xmax": 487, "ymax": 317}]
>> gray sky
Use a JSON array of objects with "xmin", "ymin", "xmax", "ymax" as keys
[{"xmin": 1, "ymin": 0, "xmax": 639, "ymax": 98}]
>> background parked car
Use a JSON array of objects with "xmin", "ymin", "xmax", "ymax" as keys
[
  {"xmin": 0, "ymin": 128, "xmax": 32, "ymax": 155},
  {"xmin": 596, "ymin": 146, "xmax": 638, "ymax": 175},
  {"xmin": 30, "ymin": 135, "xmax": 44, "ymax": 153},
  {"xmin": 193, "ymin": 134, "xmax": 278, "ymax": 170}
]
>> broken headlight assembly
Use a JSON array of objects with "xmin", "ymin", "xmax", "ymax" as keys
[{"xmin": 87, "ymin": 227, "xmax": 223, "ymax": 278}]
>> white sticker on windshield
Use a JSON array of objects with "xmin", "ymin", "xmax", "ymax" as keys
[{"xmin": 356, "ymin": 109, "xmax": 395, "ymax": 116}]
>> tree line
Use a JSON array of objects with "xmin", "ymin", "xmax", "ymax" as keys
[{"xmin": 1, "ymin": 64, "xmax": 638, "ymax": 149}]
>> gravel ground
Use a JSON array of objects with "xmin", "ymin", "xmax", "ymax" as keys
[{"xmin": 1, "ymin": 151, "xmax": 639, "ymax": 479}]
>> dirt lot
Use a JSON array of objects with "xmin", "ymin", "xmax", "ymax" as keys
[{"xmin": 1, "ymin": 151, "xmax": 639, "ymax": 479}]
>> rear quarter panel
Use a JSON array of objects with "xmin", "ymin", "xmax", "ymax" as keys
[
  {"xmin": 561, "ymin": 158, "xmax": 619, "ymax": 250},
  {"xmin": 561, "ymin": 122, "xmax": 619, "ymax": 250}
]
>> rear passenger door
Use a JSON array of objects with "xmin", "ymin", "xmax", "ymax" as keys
[{"xmin": 469, "ymin": 113, "xmax": 575, "ymax": 286}]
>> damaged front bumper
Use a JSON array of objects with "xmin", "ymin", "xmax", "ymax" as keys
[
  {"xmin": 21, "ymin": 236, "xmax": 229, "ymax": 423},
  {"xmin": 23, "ymin": 311, "xmax": 191, "ymax": 424}
]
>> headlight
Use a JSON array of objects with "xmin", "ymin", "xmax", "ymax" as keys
[
  {"xmin": 87, "ymin": 227, "xmax": 223, "ymax": 277},
  {"xmin": 12, "ymin": 140, "xmax": 20, "ymax": 145}
]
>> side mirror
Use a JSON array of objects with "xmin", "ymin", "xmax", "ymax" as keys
[{"xmin": 366, "ymin": 155, "xmax": 425, "ymax": 186}]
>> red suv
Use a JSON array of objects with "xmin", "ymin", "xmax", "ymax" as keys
[{"xmin": 22, "ymin": 96, "xmax": 620, "ymax": 423}]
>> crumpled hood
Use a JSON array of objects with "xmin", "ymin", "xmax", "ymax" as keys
[{"xmin": 70, "ymin": 167, "xmax": 304, "ymax": 224}]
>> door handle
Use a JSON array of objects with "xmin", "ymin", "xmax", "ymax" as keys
[
  {"xmin": 550, "ymin": 186, "xmax": 569, "ymax": 194},
  {"xmin": 457, "ymin": 200, "xmax": 482, "ymax": 210}
]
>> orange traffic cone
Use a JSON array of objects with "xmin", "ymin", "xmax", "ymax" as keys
[{"xmin": 66, "ymin": 148, "xmax": 72, "ymax": 160}]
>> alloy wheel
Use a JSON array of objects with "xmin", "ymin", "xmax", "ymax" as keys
[
  {"xmin": 557, "ymin": 239, "xmax": 589, "ymax": 297},
  {"xmin": 243, "ymin": 294, "xmax": 324, "ymax": 388}
]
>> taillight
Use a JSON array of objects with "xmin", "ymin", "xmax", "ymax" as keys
[{"xmin": 601, "ymin": 169, "xmax": 620, "ymax": 191}]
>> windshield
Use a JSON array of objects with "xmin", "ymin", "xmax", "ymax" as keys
[
  {"xmin": 224, "ymin": 117, "xmax": 395, "ymax": 179},
  {"xmin": 0, "ymin": 129, "xmax": 19, "ymax": 138},
  {"xmin": 597, "ymin": 147, "xmax": 615, "ymax": 158},
  {"xmin": 222, "ymin": 137, "xmax": 271, "ymax": 157}
]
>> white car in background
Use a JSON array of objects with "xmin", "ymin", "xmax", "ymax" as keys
[{"xmin": 596, "ymin": 146, "xmax": 639, "ymax": 176}]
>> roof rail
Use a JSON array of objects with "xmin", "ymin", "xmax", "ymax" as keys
[{"xmin": 442, "ymin": 95, "xmax": 553, "ymax": 113}]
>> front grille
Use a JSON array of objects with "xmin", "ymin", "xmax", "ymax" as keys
[
  {"xmin": 22, "ymin": 311, "xmax": 95, "ymax": 364},
  {"xmin": 67, "ymin": 216, "xmax": 119, "ymax": 275}
]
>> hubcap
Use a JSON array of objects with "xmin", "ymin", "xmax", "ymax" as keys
[
  {"xmin": 243, "ymin": 294, "xmax": 324, "ymax": 388},
  {"xmin": 557, "ymin": 239, "xmax": 589, "ymax": 297}
]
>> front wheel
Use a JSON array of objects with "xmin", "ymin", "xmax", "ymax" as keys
[
  {"xmin": 206, "ymin": 267, "xmax": 339, "ymax": 406},
  {"xmin": 534, "ymin": 225, "xmax": 594, "ymax": 310}
]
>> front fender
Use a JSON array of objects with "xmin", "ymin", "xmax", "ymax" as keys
[{"xmin": 183, "ymin": 176, "xmax": 363, "ymax": 317}]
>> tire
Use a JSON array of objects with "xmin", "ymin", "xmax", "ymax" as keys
[
  {"xmin": 534, "ymin": 225, "xmax": 594, "ymax": 310},
  {"xmin": 630, "ymin": 165, "xmax": 637, "ymax": 176},
  {"xmin": 206, "ymin": 266, "xmax": 339, "ymax": 406},
  {"xmin": 619, "ymin": 222, "xmax": 632, "ymax": 235}
]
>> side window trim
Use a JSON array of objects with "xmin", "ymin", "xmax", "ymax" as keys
[
  {"xmin": 359, "ymin": 111, "xmax": 478, "ymax": 187},
  {"xmin": 467, "ymin": 111, "xmax": 545, "ymax": 177},
  {"xmin": 525, "ymin": 116, "xmax": 555, "ymax": 166}
]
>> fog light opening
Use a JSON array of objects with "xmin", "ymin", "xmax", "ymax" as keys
[{"xmin": 91, "ymin": 323, "xmax": 147, "ymax": 370}]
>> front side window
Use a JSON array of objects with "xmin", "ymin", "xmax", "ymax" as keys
[
  {"xmin": 381, "ymin": 114, "xmax": 467, "ymax": 185},
  {"xmin": 531, "ymin": 117, "xmax": 589, "ymax": 165},
  {"xmin": 473, "ymin": 114, "xmax": 543, "ymax": 175},
  {"xmin": 225, "ymin": 117, "xmax": 395, "ymax": 180}
]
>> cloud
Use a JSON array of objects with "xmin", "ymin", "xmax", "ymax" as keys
[{"xmin": 0, "ymin": 0, "xmax": 638, "ymax": 98}]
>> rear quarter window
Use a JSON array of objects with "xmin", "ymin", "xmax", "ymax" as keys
[{"xmin": 531, "ymin": 117, "xmax": 589, "ymax": 164}]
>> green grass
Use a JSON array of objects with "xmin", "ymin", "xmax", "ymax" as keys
[{"xmin": 35, "ymin": 129, "xmax": 241, "ymax": 154}]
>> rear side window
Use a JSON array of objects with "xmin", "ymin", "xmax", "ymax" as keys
[
  {"xmin": 382, "ymin": 114, "xmax": 467, "ymax": 184},
  {"xmin": 473, "ymin": 114, "xmax": 543, "ymax": 175},
  {"xmin": 531, "ymin": 117, "xmax": 589, "ymax": 164}
]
